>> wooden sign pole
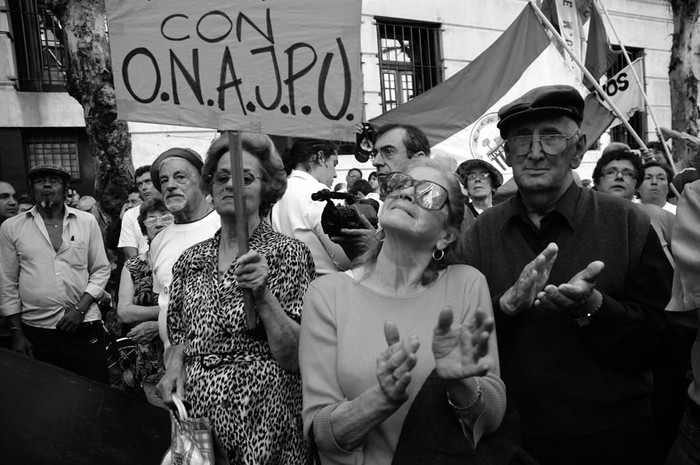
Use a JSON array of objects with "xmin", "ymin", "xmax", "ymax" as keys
[{"xmin": 227, "ymin": 130, "xmax": 257, "ymax": 330}]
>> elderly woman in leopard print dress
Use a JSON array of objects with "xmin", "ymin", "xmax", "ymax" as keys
[{"xmin": 157, "ymin": 133, "xmax": 315, "ymax": 464}]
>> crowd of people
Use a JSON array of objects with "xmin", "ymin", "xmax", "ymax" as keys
[{"xmin": 0, "ymin": 84, "xmax": 698, "ymax": 465}]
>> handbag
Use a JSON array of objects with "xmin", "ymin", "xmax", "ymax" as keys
[{"xmin": 161, "ymin": 393, "xmax": 220, "ymax": 465}]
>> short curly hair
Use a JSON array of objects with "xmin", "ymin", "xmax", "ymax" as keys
[
  {"xmin": 137, "ymin": 197, "xmax": 168, "ymax": 237},
  {"xmin": 592, "ymin": 145, "xmax": 644, "ymax": 188},
  {"xmin": 201, "ymin": 133, "xmax": 287, "ymax": 218}
]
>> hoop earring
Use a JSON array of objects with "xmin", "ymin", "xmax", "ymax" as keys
[
  {"xmin": 375, "ymin": 227, "xmax": 385, "ymax": 243},
  {"xmin": 432, "ymin": 249, "xmax": 444, "ymax": 261}
]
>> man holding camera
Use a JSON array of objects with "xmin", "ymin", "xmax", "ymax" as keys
[
  {"xmin": 271, "ymin": 138, "xmax": 351, "ymax": 276},
  {"xmin": 331, "ymin": 123, "xmax": 431, "ymax": 260}
]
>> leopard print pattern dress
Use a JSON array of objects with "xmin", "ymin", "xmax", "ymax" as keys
[{"xmin": 168, "ymin": 221, "xmax": 315, "ymax": 464}]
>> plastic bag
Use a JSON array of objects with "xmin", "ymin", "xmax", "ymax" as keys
[{"xmin": 162, "ymin": 394, "xmax": 215, "ymax": 465}]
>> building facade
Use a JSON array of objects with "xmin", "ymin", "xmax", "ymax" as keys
[{"xmin": 0, "ymin": 0, "xmax": 696, "ymax": 192}]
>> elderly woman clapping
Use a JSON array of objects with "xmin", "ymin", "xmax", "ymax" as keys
[
  {"xmin": 157, "ymin": 133, "xmax": 315, "ymax": 464},
  {"xmin": 300, "ymin": 158, "xmax": 506, "ymax": 465}
]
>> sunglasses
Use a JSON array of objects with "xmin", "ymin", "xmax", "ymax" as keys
[{"xmin": 381, "ymin": 172, "xmax": 450, "ymax": 211}]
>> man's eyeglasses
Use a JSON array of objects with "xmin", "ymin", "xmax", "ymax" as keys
[
  {"xmin": 32, "ymin": 176, "xmax": 63, "ymax": 186},
  {"xmin": 211, "ymin": 171, "xmax": 261, "ymax": 186},
  {"xmin": 602, "ymin": 168, "xmax": 637, "ymax": 180},
  {"xmin": 370, "ymin": 146, "xmax": 413, "ymax": 161},
  {"xmin": 143, "ymin": 213, "xmax": 174, "ymax": 227},
  {"xmin": 381, "ymin": 172, "xmax": 450, "ymax": 211},
  {"xmin": 466, "ymin": 172, "xmax": 491, "ymax": 181},
  {"xmin": 505, "ymin": 133, "xmax": 579, "ymax": 157}
]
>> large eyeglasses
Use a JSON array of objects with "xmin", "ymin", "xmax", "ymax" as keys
[
  {"xmin": 143, "ymin": 213, "xmax": 174, "ymax": 227},
  {"xmin": 381, "ymin": 172, "xmax": 450, "ymax": 211},
  {"xmin": 211, "ymin": 171, "xmax": 261, "ymax": 186},
  {"xmin": 466, "ymin": 172, "xmax": 491, "ymax": 181},
  {"xmin": 370, "ymin": 146, "xmax": 413, "ymax": 161},
  {"xmin": 602, "ymin": 168, "xmax": 637, "ymax": 180},
  {"xmin": 505, "ymin": 133, "xmax": 579, "ymax": 157}
]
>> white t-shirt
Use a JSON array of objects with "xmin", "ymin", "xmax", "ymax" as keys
[
  {"xmin": 118, "ymin": 206, "xmax": 149, "ymax": 253},
  {"xmin": 271, "ymin": 170, "xmax": 350, "ymax": 275},
  {"xmin": 150, "ymin": 210, "xmax": 221, "ymax": 310}
]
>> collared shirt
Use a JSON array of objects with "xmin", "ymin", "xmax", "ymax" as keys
[
  {"xmin": 270, "ymin": 170, "xmax": 351, "ymax": 276},
  {"xmin": 0, "ymin": 206, "xmax": 110, "ymax": 328},
  {"xmin": 504, "ymin": 182, "xmax": 578, "ymax": 255}
]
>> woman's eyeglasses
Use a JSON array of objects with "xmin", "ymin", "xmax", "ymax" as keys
[
  {"xmin": 602, "ymin": 168, "xmax": 637, "ymax": 180},
  {"xmin": 211, "ymin": 171, "xmax": 261, "ymax": 186},
  {"xmin": 143, "ymin": 213, "xmax": 174, "ymax": 227},
  {"xmin": 381, "ymin": 172, "xmax": 450, "ymax": 211}
]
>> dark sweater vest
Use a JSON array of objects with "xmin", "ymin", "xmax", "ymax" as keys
[{"xmin": 464, "ymin": 186, "xmax": 656, "ymax": 438}]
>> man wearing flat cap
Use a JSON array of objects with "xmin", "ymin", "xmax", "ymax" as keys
[
  {"xmin": 462, "ymin": 85, "xmax": 684, "ymax": 464},
  {"xmin": 0, "ymin": 164, "xmax": 111, "ymax": 383},
  {"xmin": 148, "ymin": 148, "xmax": 220, "ymax": 348}
]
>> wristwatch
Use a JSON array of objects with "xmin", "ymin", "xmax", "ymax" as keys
[{"xmin": 574, "ymin": 294, "xmax": 603, "ymax": 327}]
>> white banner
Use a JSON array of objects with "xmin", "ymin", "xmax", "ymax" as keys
[{"xmin": 105, "ymin": 0, "xmax": 362, "ymax": 141}]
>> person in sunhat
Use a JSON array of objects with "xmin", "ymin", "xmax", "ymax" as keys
[
  {"xmin": 456, "ymin": 159, "xmax": 503, "ymax": 218},
  {"xmin": 461, "ymin": 85, "xmax": 686, "ymax": 465},
  {"xmin": 0, "ymin": 163, "xmax": 111, "ymax": 382}
]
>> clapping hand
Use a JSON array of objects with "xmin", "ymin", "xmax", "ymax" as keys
[
  {"xmin": 535, "ymin": 260, "xmax": 604, "ymax": 313},
  {"xmin": 376, "ymin": 321, "xmax": 420, "ymax": 405},
  {"xmin": 432, "ymin": 307, "xmax": 492, "ymax": 380},
  {"xmin": 500, "ymin": 242, "xmax": 558, "ymax": 316}
]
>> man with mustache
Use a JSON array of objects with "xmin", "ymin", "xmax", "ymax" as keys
[{"xmin": 0, "ymin": 164, "xmax": 111, "ymax": 382}]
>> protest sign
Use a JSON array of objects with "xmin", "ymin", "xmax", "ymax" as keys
[{"xmin": 106, "ymin": 0, "xmax": 362, "ymax": 141}]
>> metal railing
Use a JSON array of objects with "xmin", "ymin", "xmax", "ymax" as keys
[
  {"xmin": 8, "ymin": 0, "xmax": 66, "ymax": 92},
  {"xmin": 376, "ymin": 19, "xmax": 443, "ymax": 113}
]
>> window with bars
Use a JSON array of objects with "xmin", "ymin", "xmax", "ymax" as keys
[
  {"xmin": 25, "ymin": 132, "xmax": 80, "ymax": 179},
  {"xmin": 376, "ymin": 18, "xmax": 442, "ymax": 113},
  {"xmin": 8, "ymin": 0, "xmax": 67, "ymax": 91},
  {"xmin": 607, "ymin": 46, "xmax": 646, "ymax": 149}
]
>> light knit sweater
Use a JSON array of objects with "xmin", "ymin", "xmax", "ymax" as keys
[{"xmin": 300, "ymin": 265, "xmax": 506, "ymax": 465}]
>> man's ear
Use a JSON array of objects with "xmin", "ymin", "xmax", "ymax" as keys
[
  {"xmin": 504, "ymin": 148, "xmax": 514, "ymax": 168},
  {"xmin": 570, "ymin": 132, "xmax": 587, "ymax": 170}
]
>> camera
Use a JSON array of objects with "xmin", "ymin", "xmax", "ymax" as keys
[
  {"xmin": 355, "ymin": 123, "xmax": 376, "ymax": 163},
  {"xmin": 311, "ymin": 189, "xmax": 379, "ymax": 236}
]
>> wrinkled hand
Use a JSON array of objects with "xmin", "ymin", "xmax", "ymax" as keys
[
  {"xmin": 500, "ymin": 243, "xmax": 558, "ymax": 316},
  {"xmin": 330, "ymin": 215, "xmax": 378, "ymax": 261},
  {"xmin": 156, "ymin": 348, "xmax": 186, "ymax": 404},
  {"xmin": 11, "ymin": 331, "xmax": 33, "ymax": 357},
  {"xmin": 127, "ymin": 321, "xmax": 159, "ymax": 344},
  {"xmin": 535, "ymin": 261, "xmax": 604, "ymax": 314},
  {"xmin": 376, "ymin": 321, "xmax": 420, "ymax": 405},
  {"xmin": 56, "ymin": 306, "xmax": 83, "ymax": 333},
  {"xmin": 234, "ymin": 250, "xmax": 269, "ymax": 299},
  {"xmin": 432, "ymin": 307, "xmax": 492, "ymax": 380}
]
